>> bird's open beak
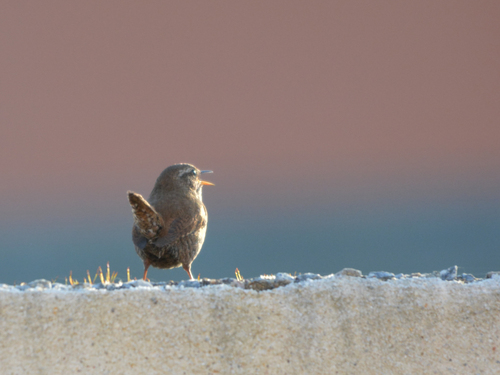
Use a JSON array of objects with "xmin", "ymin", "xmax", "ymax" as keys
[{"xmin": 200, "ymin": 170, "xmax": 214, "ymax": 186}]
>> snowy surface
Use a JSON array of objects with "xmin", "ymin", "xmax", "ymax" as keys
[{"xmin": 1, "ymin": 271, "xmax": 499, "ymax": 374}]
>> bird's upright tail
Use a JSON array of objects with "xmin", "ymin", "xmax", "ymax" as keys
[{"xmin": 127, "ymin": 191, "xmax": 164, "ymax": 241}]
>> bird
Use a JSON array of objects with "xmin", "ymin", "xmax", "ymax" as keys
[{"xmin": 127, "ymin": 163, "xmax": 214, "ymax": 281}]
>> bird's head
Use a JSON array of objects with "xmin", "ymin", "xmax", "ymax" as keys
[{"xmin": 152, "ymin": 163, "xmax": 214, "ymax": 198}]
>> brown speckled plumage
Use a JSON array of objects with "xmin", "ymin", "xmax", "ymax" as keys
[{"xmin": 127, "ymin": 163, "xmax": 213, "ymax": 280}]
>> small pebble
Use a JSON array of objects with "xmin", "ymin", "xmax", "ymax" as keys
[
  {"xmin": 295, "ymin": 273, "xmax": 322, "ymax": 282},
  {"xmin": 440, "ymin": 266, "xmax": 458, "ymax": 281},
  {"xmin": 28, "ymin": 279, "xmax": 52, "ymax": 289},
  {"xmin": 486, "ymin": 271, "xmax": 500, "ymax": 279},
  {"xmin": 367, "ymin": 271, "xmax": 395, "ymax": 281},
  {"xmin": 106, "ymin": 282, "xmax": 122, "ymax": 291},
  {"xmin": 457, "ymin": 274, "xmax": 476, "ymax": 283},
  {"xmin": 71, "ymin": 283, "xmax": 93, "ymax": 290},
  {"xmin": 336, "ymin": 268, "xmax": 363, "ymax": 278},
  {"xmin": 200, "ymin": 279, "xmax": 223, "ymax": 287},
  {"xmin": 247, "ymin": 277, "xmax": 274, "ymax": 291},
  {"xmin": 151, "ymin": 281, "xmax": 173, "ymax": 287}
]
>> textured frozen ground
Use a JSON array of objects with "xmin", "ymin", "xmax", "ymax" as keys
[{"xmin": 1, "ymin": 268, "xmax": 499, "ymax": 374}]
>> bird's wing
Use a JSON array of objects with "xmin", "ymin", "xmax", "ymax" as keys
[
  {"xmin": 128, "ymin": 191, "xmax": 164, "ymax": 241},
  {"xmin": 154, "ymin": 213, "xmax": 206, "ymax": 248}
]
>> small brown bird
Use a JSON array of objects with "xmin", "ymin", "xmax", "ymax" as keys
[{"xmin": 127, "ymin": 163, "xmax": 214, "ymax": 280}]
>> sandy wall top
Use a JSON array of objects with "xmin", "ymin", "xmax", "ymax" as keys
[{"xmin": 1, "ymin": 274, "xmax": 499, "ymax": 374}]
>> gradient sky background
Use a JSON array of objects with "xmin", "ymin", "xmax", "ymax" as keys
[{"xmin": 1, "ymin": 1, "xmax": 499, "ymax": 284}]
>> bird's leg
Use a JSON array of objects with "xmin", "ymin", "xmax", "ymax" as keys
[
  {"xmin": 183, "ymin": 264, "xmax": 194, "ymax": 280},
  {"xmin": 143, "ymin": 259, "xmax": 151, "ymax": 281}
]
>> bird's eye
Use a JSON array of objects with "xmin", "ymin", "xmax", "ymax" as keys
[{"xmin": 191, "ymin": 170, "xmax": 197, "ymax": 176}]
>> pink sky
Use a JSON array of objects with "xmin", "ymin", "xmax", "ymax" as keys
[{"xmin": 1, "ymin": 1, "xmax": 499, "ymax": 220}]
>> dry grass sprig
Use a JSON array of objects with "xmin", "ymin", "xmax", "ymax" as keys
[{"xmin": 235, "ymin": 268, "xmax": 243, "ymax": 281}]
